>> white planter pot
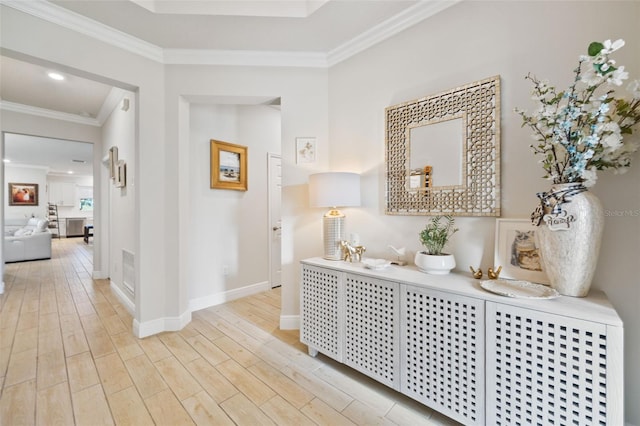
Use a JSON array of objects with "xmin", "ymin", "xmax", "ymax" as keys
[{"xmin": 415, "ymin": 252, "xmax": 456, "ymax": 275}]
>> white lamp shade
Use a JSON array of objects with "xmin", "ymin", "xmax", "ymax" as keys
[{"xmin": 309, "ymin": 172, "xmax": 361, "ymax": 208}]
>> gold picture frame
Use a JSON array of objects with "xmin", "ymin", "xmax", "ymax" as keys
[{"xmin": 210, "ymin": 140, "xmax": 248, "ymax": 191}]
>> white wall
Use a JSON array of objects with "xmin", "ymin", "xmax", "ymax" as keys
[
  {"xmin": 102, "ymin": 95, "xmax": 136, "ymax": 306},
  {"xmin": 4, "ymin": 165, "xmax": 48, "ymax": 220},
  {"xmin": 327, "ymin": 1, "xmax": 640, "ymax": 423},
  {"xmin": 187, "ymin": 104, "xmax": 280, "ymax": 309},
  {"xmin": 165, "ymin": 64, "xmax": 329, "ymax": 329}
]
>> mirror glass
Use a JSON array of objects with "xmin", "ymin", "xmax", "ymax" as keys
[
  {"xmin": 408, "ymin": 117, "xmax": 464, "ymax": 190},
  {"xmin": 385, "ymin": 76, "xmax": 501, "ymax": 216}
]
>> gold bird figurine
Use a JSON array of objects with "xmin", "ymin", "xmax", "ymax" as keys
[
  {"xmin": 469, "ymin": 266, "xmax": 483, "ymax": 279},
  {"xmin": 488, "ymin": 266, "xmax": 502, "ymax": 279}
]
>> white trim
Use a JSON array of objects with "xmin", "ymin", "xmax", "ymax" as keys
[
  {"xmin": 163, "ymin": 49, "xmax": 328, "ymax": 68},
  {"xmin": 327, "ymin": 0, "xmax": 463, "ymax": 67},
  {"xmin": 92, "ymin": 270, "xmax": 109, "ymax": 279},
  {"xmin": 1, "ymin": 0, "xmax": 458, "ymax": 68},
  {"xmin": 95, "ymin": 87, "xmax": 127, "ymax": 125},
  {"xmin": 279, "ymin": 314, "xmax": 300, "ymax": 330},
  {"xmin": 133, "ymin": 310, "xmax": 192, "ymax": 338},
  {"xmin": 110, "ymin": 280, "xmax": 134, "ymax": 315},
  {"xmin": 189, "ymin": 280, "xmax": 270, "ymax": 313},
  {"xmin": 1, "ymin": 0, "xmax": 163, "ymax": 63},
  {"xmin": 0, "ymin": 100, "xmax": 101, "ymax": 126}
]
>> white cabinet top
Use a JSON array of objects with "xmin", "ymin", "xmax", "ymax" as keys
[{"xmin": 301, "ymin": 257, "xmax": 623, "ymax": 327}]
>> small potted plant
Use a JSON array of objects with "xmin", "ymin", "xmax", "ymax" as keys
[{"xmin": 415, "ymin": 215, "xmax": 458, "ymax": 274}]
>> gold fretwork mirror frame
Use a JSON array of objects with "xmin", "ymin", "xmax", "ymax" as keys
[{"xmin": 385, "ymin": 75, "xmax": 501, "ymax": 216}]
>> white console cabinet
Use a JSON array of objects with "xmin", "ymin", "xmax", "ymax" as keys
[{"xmin": 300, "ymin": 258, "xmax": 623, "ymax": 426}]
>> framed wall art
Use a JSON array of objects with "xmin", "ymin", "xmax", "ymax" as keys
[
  {"xmin": 8, "ymin": 182, "xmax": 39, "ymax": 206},
  {"xmin": 495, "ymin": 218, "xmax": 549, "ymax": 285},
  {"xmin": 296, "ymin": 137, "xmax": 316, "ymax": 164},
  {"xmin": 210, "ymin": 139, "xmax": 248, "ymax": 191}
]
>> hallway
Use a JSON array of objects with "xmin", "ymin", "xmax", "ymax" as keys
[{"xmin": 0, "ymin": 238, "xmax": 456, "ymax": 425}]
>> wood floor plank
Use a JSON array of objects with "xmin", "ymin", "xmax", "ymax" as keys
[
  {"xmin": 220, "ymin": 392, "xmax": 276, "ymax": 426},
  {"xmin": 216, "ymin": 359, "xmax": 276, "ymax": 406},
  {"xmin": 186, "ymin": 334, "xmax": 229, "ymax": 366},
  {"xmin": 12, "ymin": 326, "xmax": 38, "ymax": 353},
  {"xmin": 158, "ymin": 333, "xmax": 200, "ymax": 364},
  {"xmin": 124, "ymin": 354, "xmax": 169, "ymax": 399},
  {"xmin": 71, "ymin": 383, "xmax": 114, "ymax": 426},
  {"xmin": 4, "ymin": 347, "xmax": 37, "ymax": 387},
  {"xmin": 212, "ymin": 336, "xmax": 260, "ymax": 368},
  {"xmin": 0, "ymin": 379, "xmax": 36, "ymax": 426},
  {"xmin": 67, "ymin": 351, "xmax": 100, "ymax": 393},
  {"xmin": 106, "ymin": 385, "xmax": 155, "ymax": 426},
  {"xmin": 300, "ymin": 397, "xmax": 358, "ymax": 426},
  {"xmin": 94, "ymin": 352, "xmax": 135, "ymax": 395},
  {"xmin": 138, "ymin": 335, "xmax": 172, "ymax": 362},
  {"xmin": 260, "ymin": 395, "xmax": 317, "ymax": 426},
  {"xmin": 281, "ymin": 364, "xmax": 354, "ymax": 412},
  {"xmin": 144, "ymin": 388, "xmax": 195, "ymax": 426},
  {"xmin": 36, "ymin": 349, "xmax": 67, "ymax": 390},
  {"xmin": 249, "ymin": 361, "xmax": 314, "ymax": 409},
  {"xmin": 36, "ymin": 381, "xmax": 74, "ymax": 426},
  {"xmin": 110, "ymin": 331, "xmax": 144, "ymax": 361},
  {"xmin": 154, "ymin": 356, "xmax": 202, "ymax": 401},
  {"xmin": 185, "ymin": 358, "xmax": 238, "ymax": 403},
  {"xmin": 62, "ymin": 330, "xmax": 90, "ymax": 357},
  {"xmin": 182, "ymin": 390, "xmax": 236, "ymax": 426}
]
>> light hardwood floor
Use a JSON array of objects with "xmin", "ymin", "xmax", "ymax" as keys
[{"xmin": 0, "ymin": 238, "xmax": 459, "ymax": 425}]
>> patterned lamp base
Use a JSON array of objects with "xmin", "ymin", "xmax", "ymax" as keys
[{"xmin": 323, "ymin": 209, "xmax": 345, "ymax": 260}]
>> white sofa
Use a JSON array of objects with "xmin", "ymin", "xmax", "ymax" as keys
[{"xmin": 4, "ymin": 218, "xmax": 52, "ymax": 263}]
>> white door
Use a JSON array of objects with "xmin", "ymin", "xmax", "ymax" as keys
[{"xmin": 268, "ymin": 153, "xmax": 282, "ymax": 288}]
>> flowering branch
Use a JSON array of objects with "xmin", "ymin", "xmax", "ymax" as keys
[{"xmin": 515, "ymin": 39, "xmax": 640, "ymax": 187}]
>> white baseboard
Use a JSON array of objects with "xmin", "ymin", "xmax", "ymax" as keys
[
  {"xmin": 0, "ymin": 281, "xmax": 4, "ymax": 294},
  {"xmin": 92, "ymin": 270, "xmax": 109, "ymax": 279},
  {"xmin": 133, "ymin": 310, "xmax": 192, "ymax": 339},
  {"xmin": 110, "ymin": 280, "xmax": 134, "ymax": 316},
  {"xmin": 189, "ymin": 280, "xmax": 270, "ymax": 313},
  {"xmin": 279, "ymin": 314, "xmax": 300, "ymax": 330}
]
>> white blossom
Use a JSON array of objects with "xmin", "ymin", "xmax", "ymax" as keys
[
  {"xmin": 627, "ymin": 79, "xmax": 640, "ymax": 98},
  {"xmin": 601, "ymin": 39, "xmax": 625, "ymax": 54},
  {"xmin": 607, "ymin": 66, "xmax": 629, "ymax": 86}
]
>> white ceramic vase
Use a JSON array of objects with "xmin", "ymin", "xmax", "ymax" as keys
[
  {"xmin": 535, "ymin": 183, "xmax": 604, "ymax": 297},
  {"xmin": 415, "ymin": 252, "xmax": 456, "ymax": 275}
]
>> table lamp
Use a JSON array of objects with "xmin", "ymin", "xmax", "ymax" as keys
[{"xmin": 308, "ymin": 172, "xmax": 361, "ymax": 260}]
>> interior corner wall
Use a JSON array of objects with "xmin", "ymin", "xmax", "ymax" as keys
[
  {"xmin": 165, "ymin": 64, "xmax": 329, "ymax": 326},
  {"xmin": 1, "ymin": 4, "xmax": 166, "ymax": 333},
  {"xmin": 327, "ymin": 1, "xmax": 640, "ymax": 423},
  {"xmin": 102, "ymin": 94, "xmax": 136, "ymax": 307},
  {"xmin": 186, "ymin": 104, "xmax": 280, "ymax": 308}
]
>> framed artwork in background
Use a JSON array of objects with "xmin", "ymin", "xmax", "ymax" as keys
[
  {"xmin": 8, "ymin": 182, "xmax": 39, "ymax": 206},
  {"xmin": 495, "ymin": 218, "xmax": 549, "ymax": 285},
  {"xmin": 210, "ymin": 139, "xmax": 248, "ymax": 191},
  {"xmin": 296, "ymin": 137, "xmax": 316, "ymax": 164}
]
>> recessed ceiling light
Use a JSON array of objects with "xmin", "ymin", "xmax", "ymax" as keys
[
  {"xmin": 67, "ymin": 170, "xmax": 74, "ymax": 174},
  {"xmin": 48, "ymin": 72, "xmax": 65, "ymax": 81},
  {"xmin": 2, "ymin": 158, "xmax": 10, "ymax": 163}
]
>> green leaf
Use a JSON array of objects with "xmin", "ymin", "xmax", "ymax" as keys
[{"xmin": 588, "ymin": 42, "xmax": 604, "ymax": 56}]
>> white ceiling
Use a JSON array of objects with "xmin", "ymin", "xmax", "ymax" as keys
[{"xmin": 1, "ymin": 0, "xmax": 456, "ymax": 176}]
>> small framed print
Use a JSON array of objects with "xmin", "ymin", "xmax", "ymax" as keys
[
  {"xmin": 211, "ymin": 139, "xmax": 248, "ymax": 191},
  {"xmin": 495, "ymin": 218, "xmax": 549, "ymax": 285},
  {"xmin": 296, "ymin": 137, "xmax": 316, "ymax": 164},
  {"xmin": 8, "ymin": 182, "xmax": 38, "ymax": 206}
]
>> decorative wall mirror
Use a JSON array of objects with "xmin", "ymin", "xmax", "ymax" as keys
[{"xmin": 385, "ymin": 75, "xmax": 501, "ymax": 216}]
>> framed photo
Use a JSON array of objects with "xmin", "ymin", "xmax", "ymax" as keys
[
  {"xmin": 8, "ymin": 182, "xmax": 39, "ymax": 206},
  {"xmin": 495, "ymin": 218, "xmax": 549, "ymax": 285},
  {"xmin": 210, "ymin": 139, "xmax": 248, "ymax": 191},
  {"xmin": 296, "ymin": 137, "xmax": 316, "ymax": 164}
]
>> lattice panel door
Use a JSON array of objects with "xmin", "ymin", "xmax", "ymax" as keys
[
  {"xmin": 300, "ymin": 265, "xmax": 343, "ymax": 361},
  {"xmin": 401, "ymin": 285, "xmax": 485, "ymax": 425},
  {"xmin": 486, "ymin": 302, "xmax": 619, "ymax": 426},
  {"xmin": 345, "ymin": 274, "xmax": 399, "ymax": 389}
]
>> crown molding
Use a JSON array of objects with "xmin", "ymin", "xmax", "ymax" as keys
[
  {"xmin": 1, "ymin": 0, "xmax": 163, "ymax": 62},
  {"xmin": 163, "ymin": 48, "xmax": 328, "ymax": 68},
  {"xmin": 0, "ymin": 100, "xmax": 101, "ymax": 127},
  {"xmin": 2, "ymin": 0, "xmax": 457, "ymax": 68},
  {"xmin": 327, "ymin": 0, "xmax": 462, "ymax": 67},
  {"xmin": 96, "ymin": 87, "xmax": 128, "ymax": 124}
]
